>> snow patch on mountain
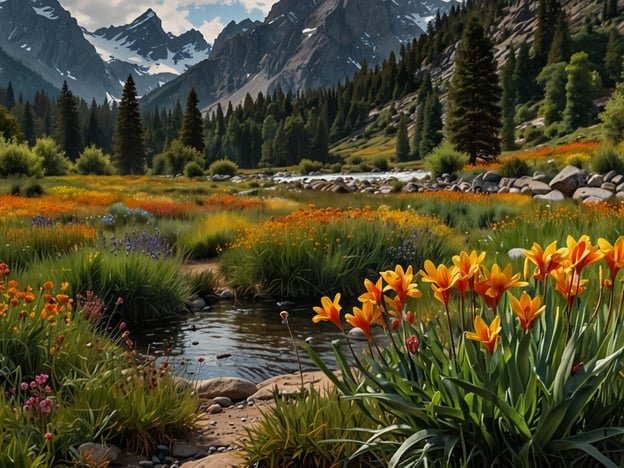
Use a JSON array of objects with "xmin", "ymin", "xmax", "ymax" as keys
[
  {"xmin": 83, "ymin": 31, "xmax": 208, "ymax": 76},
  {"xmin": 32, "ymin": 6, "xmax": 58, "ymax": 20}
]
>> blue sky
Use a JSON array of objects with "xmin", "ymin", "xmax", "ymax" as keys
[{"xmin": 57, "ymin": 1, "xmax": 273, "ymax": 44}]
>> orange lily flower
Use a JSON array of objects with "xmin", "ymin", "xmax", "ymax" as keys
[
  {"xmin": 380, "ymin": 265, "xmax": 422, "ymax": 311},
  {"xmin": 358, "ymin": 277, "xmax": 384, "ymax": 306},
  {"xmin": 452, "ymin": 250, "xmax": 486, "ymax": 298},
  {"xmin": 474, "ymin": 263, "xmax": 528, "ymax": 313},
  {"xmin": 345, "ymin": 301, "xmax": 384, "ymax": 341},
  {"xmin": 523, "ymin": 240, "xmax": 567, "ymax": 282},
  {"xmin": 566, "ymin": 235, "xmax": 603, "ymax": 275},
  {"xmin": 312, "ymin": 293, "xmax": 344, "ymax": 331},
  {"xmin": 465, "ymin": 315, "xmax": 501, "ymax": 354},
  {"xmin": 551, "ymin": 267, "xmax": 588, "ymax": 307},
  {"xmin": 509, "ymin": 291, "xmax": 546, "ymax": 332},
  {"xmin": 597, "ymin": 236, "xmax": 624, "ymax": 282},
  {"xmin": 419, "ymin": 260, "xmax": 460, "ymax": 307}
]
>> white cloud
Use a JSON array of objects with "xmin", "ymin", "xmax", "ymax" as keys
[{"xmin": 58, "ymin": 1, "xmax": 272, "ymax": 43}]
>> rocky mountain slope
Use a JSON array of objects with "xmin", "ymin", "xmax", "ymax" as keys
[
  {"xmin": 141, "ymin": 0, "xmax": 460, "ymax": 112},
  {"xmin": 0, "ymin": 0, "xmax": 210, "ymax": 101}
]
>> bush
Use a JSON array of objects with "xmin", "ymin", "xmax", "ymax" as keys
[
  {"xmin": 590, "ymin": 144, "xmax": 624, "ymax": 174},
  {"xmin": 498, "ymin": 157, "xmax": 532, "ymax": 178},
  {"xmin": 208, "ymin": 158, "xmax": 238, "ymax": 177},
  {"xmin": 75, "ymin": 145, "xmax": 115, "ymax": 175},
  {"xmin": 298, "ymin": 158, "xmax": 323, "ymax": 175},
  {"xmin": 371, "ymin": 156, "xmax": 389, "ymax": 171},
  {"xmin": 184, "ymin": 160, "xmax": 204, "ymax": 178},
  {"xmin": 0, "ymin": 140, "xmax": 44, "ymax": 177},
  {"xmin": 523, "ymin": 126, "xmax": 548, "ymax": 145},
  {"xmin": 153, "ymin": 140, "xmax": 205, "ymax": 176},
  {"xmin": 33, "ymin": 137, "xmax": 70, "ymax": 176},
  {"xmin": 424, "ymin": 141, "xmax": 468, "ymax": 178}
]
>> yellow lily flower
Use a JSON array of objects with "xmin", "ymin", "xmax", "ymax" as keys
[
  {"xmin": 523, "ymin": 240, "xmax": 567, "ymax": 282},
  {"xmin": 597, "ymin": 236, "xmax": 624, "ymax": 282},
  {"xmin": 419, "ymin": 260, "xmax": 460, "ymax": 307},
  {"xmin": 452, "ymin": 250, "xmax": 486, "ymax": 298},
  {"xmin": 474, "ymin": 263, "xmax": 528, "ymax": 313},
  {"xmin": 345, "ymin": 301, "xmax": 384, "ymax": 341},
  {"xmin": 566, "ymin": 234, "xmax": 603, "ymax": 275},
  {"xmin": 509, "ymin": 291, "xmax": 546, "ymax": 332},
  {"xmin": 380, "ymin": 265, "xmax": 422, "ymax": 312},
  {"xmin": 465, "ymin": 315, "xmax": 501, "ymax": 354},
  {"xmin": 312, "ymin": 293, "xmax": 343, "ymax": 331}
]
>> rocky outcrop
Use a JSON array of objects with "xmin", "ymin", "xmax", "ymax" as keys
[{"xmin": 267, "ymin": 165, "xmax": 624, "ymax": 204}]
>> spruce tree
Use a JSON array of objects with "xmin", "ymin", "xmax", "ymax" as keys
[
  {"xmin": 22, "ymin": 101, "xmax": 35, "ymax": 146},
  {"xmin": 54, "ymin": 81, "xmax": 82, "ymax": 161},
  {"xmin": 501, "ymin": 45, "xmax": 517, "ymax": 150},
  {"xmin": 446, "ymin": 16, "xmax": 502, "ymax": 164},
  {"xmin": 84, "ymin": 99, "xmax": 105, "ymax": 150},
  {"xmin": 419, "ymin": 91, "xmax": 443, "ymax": 158},
  {"xmin": 395, "ymin": 113, "xmax": 410, "ymax": 162},
  {"xmin": 179, "ymin": 88, "xmax": 205, "ymax": 153},
  {"xmin": 537, "ymin": 62, "xmax": 567, "ymax": 126},
  {"xmin": 112, "ymin": 75, "xmax": 146, "ymax": 175},
  {"xmin": 547, "ymin": 11, "xmax": 571, "ymax": 65},
  {"xmin": 534, "ymin": 0, "xmax": 561, "ymax": 66},
  {"xmin": 604, "ymin": 27, "xmax": 623, "ymax": 88}
]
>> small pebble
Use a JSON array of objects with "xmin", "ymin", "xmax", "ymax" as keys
[
  {"xmin": 138, "ymin": 461, "xmax": 153, "ymax": 468},
  {"xmin": 241, "ymin": 417, "xmax": 247, "ymax": 422}
]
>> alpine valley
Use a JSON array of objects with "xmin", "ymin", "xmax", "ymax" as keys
[{"xmin": 0, "ymin": 0, "xmax": 458, "ymax": 108}]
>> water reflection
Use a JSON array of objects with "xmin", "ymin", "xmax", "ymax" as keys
[{"xmin": 132, "ymin": 300, "xmax": 355, "ymax": 383}]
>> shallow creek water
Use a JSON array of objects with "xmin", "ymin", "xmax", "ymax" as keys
[{"xmin": 131, "ymin": 299, "xmax": 358, "ymax": 383}]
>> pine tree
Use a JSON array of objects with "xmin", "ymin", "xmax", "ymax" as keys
[
  {"xmin": 22, "ymin": 101, "xmax": 35, "ymax": 146},
  {"xmin": 501, "ymin": 45, "xmax": 517, "ymax": 150},
  {"xmin": 259, "ymin": 114, "xmax": 278, "ymax": 167},
  {"xmin": 514, "ymin": 41, "xmax": 539, "ymax": 104},
  {"xmin": 54, "ymin": 81, "xmax": 82, "ymax": 161},
  {"xmin": 547, "ymin": 10, "xmax": 571, "ymax": 65},
  {"xmin": 534, "ymin": 0, "xmax": 561, "ymax": 66},
  {"xmin": 604, "ymin": 27, "xmax": 623, "ymax": 88},
  {"xmin": 395, "ymin": 113, "xmax": 410, "ymax": 162},
  {"xmin": 179, "ymin": 88, "xmax": 205, "ymax": 153},
  {"xmin": 537, "ymin": 62, "xmax": 567, "ymax": 126},
  {"xmin": 112, "ymin": 75, "xmax": 146, "ymax": 175},
  {"xmin": 419, "ymin": 91, "xmax": 443, "ymax": 157},
  {"xmin": 84, "ymin": 99, "xmax": 105, "ymax": 150},
  {"xmin": 446, "ymin": 16, "xmax": 502, "ymax": 164}
]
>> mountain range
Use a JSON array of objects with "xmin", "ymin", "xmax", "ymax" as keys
[{"xmin": 0, "ymin": 0, "xmax": 457, "ymax": 109}]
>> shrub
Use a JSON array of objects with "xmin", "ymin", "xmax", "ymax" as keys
[
  {"xmin": 371, "ymin": 156, "xmax": 390, "ymax": 171},
  {"xmin": 241, "ymin": 387, "xmax": 381, "ymax": 468},
  {"xmin": 523, "ymin": 126, "xmax": 547, "ymax": 145},
  {"xmin": 153, "ymin": 140, "xmax": 205, "ymax": 176},
  {"xmin": 590, "ymin": 144, "xmax": 624, "ymax": 174},
  {"xmin": 183, "ymin": 160, "xmax": 205, "ymax": 178},
  {"xmin": 297, "ymin": 158, "xmax": 323, "ymax": 175},
  {"xmin": 498, "ymin": 157, "xmax": 532, "ymax": 178},
  {"xmin": 75, "ymin": 145, "xmax": 115, "ymax": 175},
  {"xmin": 424, "ymin": 141, "xmax": 468, "ymax": 177},
  {"xmin": 20, "ymin": 179, "xmax": 44, "ymax": 197},
  {"xmin": 208, "ymin": 158, "xmax": 238, "ymax": 177},
  {"xmin": 0, "ymin": 140, "xmax": 44, "ymax": 177},
  {"xmin": 33, "ymin": 137, "xmax": 70, "ymax": 176}
]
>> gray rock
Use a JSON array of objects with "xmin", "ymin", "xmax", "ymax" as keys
[
  {"xmin": 572, "ymin": 186, "xmax": 614, "ymax": 201},
  {"xmin": 601, "ymin": 182, "xmax": 616, "ymax": 192},
  {"xmin": 550, "ymin": 165, "xmax": 587, "ymax": 196},
  {"xmin": 483, "ymin": 170, "xmax": 500, "ymax": 183},
  {"xmin": 522, "ymin": 180, "xmax": 551, "ymax": 195},
  {"xmin": 171, "ymin": 442, "xmax": 200, "ymax": 459},
  {"xmin": 348, "ymin": 327, "xmax": 367, "ymax": 339},
  {"xmin": 213, "ymin": 396, "xmax": 232, "ymax": 407},
  {"xmin": 207, "ymin": 403, "xmax": 223, "ymax": 414},
  {"xmin": 195, "ymin": 376, "xmax": 257, "ymax": 400},
  {"xmin": 534, "ymin": 190, "xmax": 565, "ymax": 201},
  {"xmin": 507, "ymin": 248, "xmax": 525, "ymax": 259},
  {"xmin": 587, "ymin": 173, "xmax": 604, "ymax": 187}
]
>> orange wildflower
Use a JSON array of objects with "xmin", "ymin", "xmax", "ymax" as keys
[
  {"xmin": 0, "ymin": 263, "xmax": 9, "ymax": 275},
  {"xmin": 509, "ymin": 292, "xmax": 546, "ymax": 332},
  {"xmin": 566, "ymin": 235, "xmax": 603, "ymax": 275},
  {"xmin": 312, "ymin": 293, "xmax": 343, "ymax": 331},
  {"xmin": 42, "ymin": 281, "xmax": 54, "ymax": 290},
  {"xmin": 597, "ymin": 236, "xmax": 624, "ymax": 282},
  {"xmin": 345, "ymin": 301, "xmax": 384, "ymax": 341},
  {"xmin": 452, "ymin": 250, "xmax": 486, "ymax": 298},
  {"xmin": 419, "ymin": 260, "xmax": 460, "ymax": 307},
  {"xmin": 358, "ymin": 277, "xmax": 384, "ymax": 306},
  {"xmin": 474, "ymin": 263, "xmax": 528, "ymax": 313},
  {"xmin": 380, "ymin": 265, "xmax": 422, "ymax": 312},
  {"xmin": 465, "ymin": 315, "xmax": 501, "ymax": 354},
  {"xmin": 551, "ymin": 267, "xmax": 589, "ymax": 307},
  {"xmin": 523, "ymin": 241, "xmax": 567, "ymax": 282}
]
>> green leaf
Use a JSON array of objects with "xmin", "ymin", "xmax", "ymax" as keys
[{"xmin": 446, "ymin": 376, "xmax": 532, "ymax": 440}]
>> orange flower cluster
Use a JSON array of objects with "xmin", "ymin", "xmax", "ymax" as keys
[
  {"xmin": 0, "ymin": 195, "xmax": 81, "ymax": 218},
  {"xmin": 312, "ymin": 234, "xmax": 621, "ymax": 358},
  {"xmin": 202, "ymin": 194, "xmax": 264, "ymax": 210}
]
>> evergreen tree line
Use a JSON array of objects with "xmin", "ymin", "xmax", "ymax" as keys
[{"xmin": 0, "ymin": 0, "xmax": 623, "ymax": 175}]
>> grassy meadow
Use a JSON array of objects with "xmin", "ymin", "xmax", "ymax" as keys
[{"xmin": 2, "ymin": 139, "xmax": 624, "ymax": 465}]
